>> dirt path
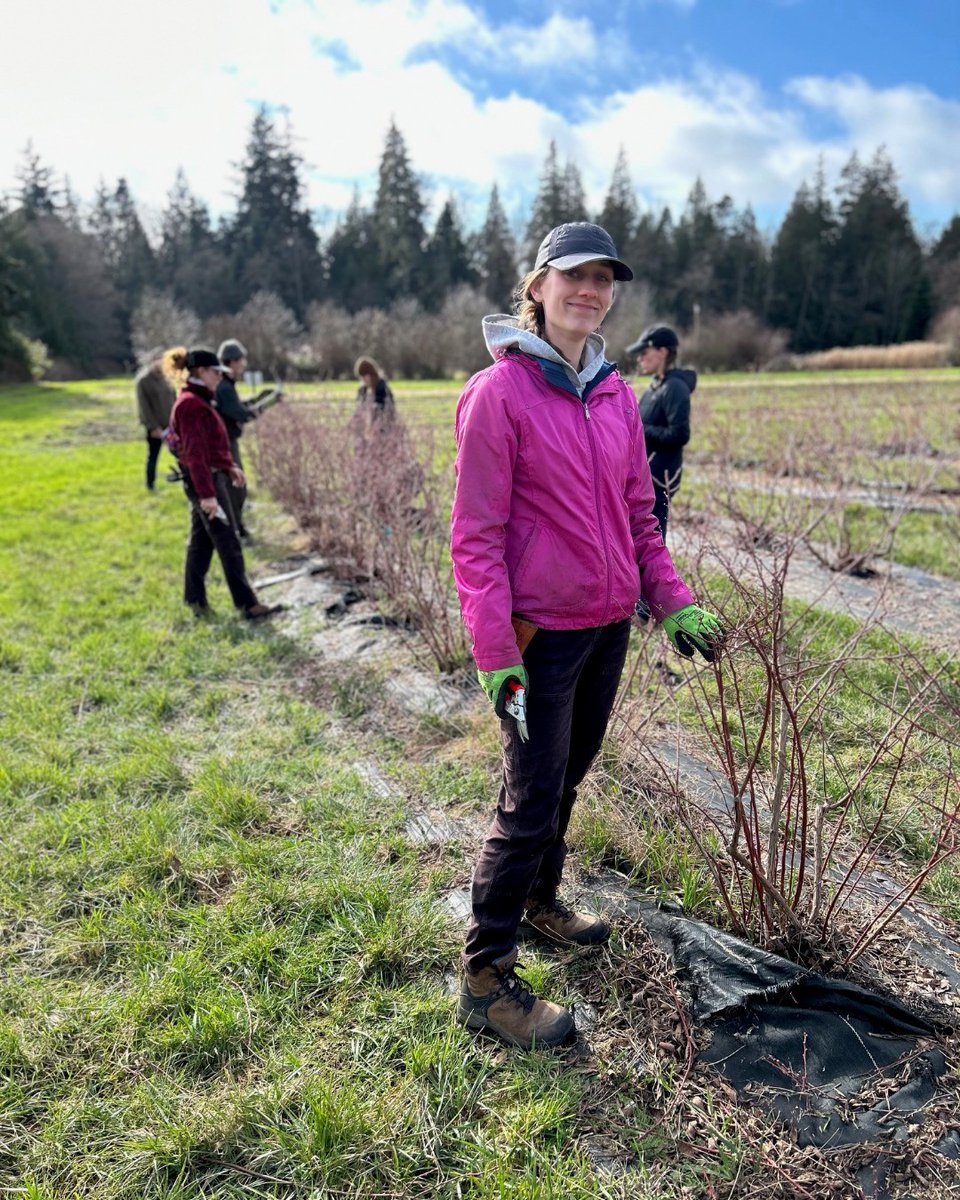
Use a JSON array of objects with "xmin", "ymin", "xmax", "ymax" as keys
[
  {"xmin": 263, "ymin": 555, "xmax": 960, "ymax": 996},
  {"xmin": 693, "ymin": 462, "xmax": 960, "ymax": 516},
  {"xmin": 670, "ymin": 512, "xmax": 960, "ymax": 650}
]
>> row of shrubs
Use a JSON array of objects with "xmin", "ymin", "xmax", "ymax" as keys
[
  {"xmin": 252, "ymin": 390, "xmax": 960, "ymax": 966},
  {"xmin": 253, "ymin": 401, "xmax": 471, "ymax": 673},
  {"xmin": 121, "ymin": 288, "xmax": 960, "ymax": 384},
  {"xmin": 15, "ymin": 284, "xmax": 960, "ymax": 384}
]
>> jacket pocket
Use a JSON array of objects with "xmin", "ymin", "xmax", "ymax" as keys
[{"xmin": 512, "ymin": 523, "xmax": 541, "ymax": 591}]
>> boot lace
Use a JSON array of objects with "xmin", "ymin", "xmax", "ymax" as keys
[
  {"xmin": 493, "ymin": 961, "xmax": 536, "ymax": 1013},
  {"xmin": 529, "ymin": 897, "xmax": 574, "ymax": 922}
]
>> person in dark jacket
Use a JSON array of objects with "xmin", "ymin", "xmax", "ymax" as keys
[
  {"xmin": 626, "ymin": 325, "xmax": 695, "ymax": 540},
  {"xmin": 215, "ymin": 339, "xmax": 256, "ymax": 537},
  {"xmin": 169, "ymin": 348, "xmax": 280, "ymax": 621},
  {"xmin": 135, "ymin": 347, "xmax": 176, "ymax": 490},
  {"xmin": 353, "ymin": 356, "xmax": 395, "ymax": 425}
]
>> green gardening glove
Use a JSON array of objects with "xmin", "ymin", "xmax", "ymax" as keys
[
  {"xmin": 478, "ymin": 665, "xmax": 528, "ymax": 716},
  {"xmin": 661, "ymin": 604, "xmax": 725, "ymax": 662}
]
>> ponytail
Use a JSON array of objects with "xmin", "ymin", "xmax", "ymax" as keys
[
  {"xmin": 514, "ymin": 266, "xmax": 550, "ymax": 339},
  {"xmin": 164, "ymin": 346, "xmax": 188, "ymax": 384}
]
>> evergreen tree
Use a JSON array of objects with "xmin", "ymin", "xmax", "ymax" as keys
[
  {"xmin": 670, "ymin": 178, "xmax": 725, "ymax": 325},
  {"xmin": 0, "ymin": 204, "xmax": 32, "ymax": 375},
  {"xmin": 86, "ymin": 177, "xmax": 155, "ymax": 336},
  {"xmin": 87, "ymin": 180, "xmax": 115, "ymax": 255},
  {"xmin": 669, "ymin": 180, "xmax": 770, "ymax": 324},
  {"xmin": 157, "ymin": 169, "xmax": 231, "ymax": 316},
  {"xmin": 769, "ymin": 167, "xmax": 837, "ymax": 351},
  {"xmin": 60, "ymin": 176, "xmax": 82, "ymax": 230},
  {"xmin": 423, "ymin": 198, "xmax": 476, "ymax": 307},
  {"xmin": 715, "ymin": 205, "xmax": 768, "ymax": 317},
  {"xmin": 158, "ymin": 169, "xmax": 209, "ymax": 278},
  {"xmin": 324, "ymin": 188, "xmax": 381, "ymax": 311},
  {"xmin": 15, "ymin": 142, "xmax": 59, "ymax": 218},
  {"xmin": 525, "ymin": 142, "xmax": 567, "ymax": 263},
  {"xmin": 371, "ymin": 121, "xmax": 428, "ymax": 302},
  {"xmin": 111, "ymin": 178, "xmax": 155, "ymax": 310},
  {"xmin": 474, "ymin": 184, "xmax": 517, "ymax": 310},
  {"xmin": 597, "ymin": 148, "xmax": 638, "ymax": 260},
  {"xmin": 10, "ymin": 211, "xmax": 124, "ymax": 367},
  {"xmin": 561, "ymin": 161, "xmax": 589, "ymax": 224},
  {"xmin": 525, "ymin": 144, "xmax": 592, "ymax": 263},
  {"xmin": 632, "ymin": 208, "xmax": 674, "ymax": 307},
  {"xmin": 230, "ymin": 106, "xmax": 322, "ymax": 317},
  {"xmin": 830, "ymin": 149, "xmax": 930, "ymax": 345},
  {"xmin": 927, "ymin": 214, "xmax": 960, "ymax": 313}
]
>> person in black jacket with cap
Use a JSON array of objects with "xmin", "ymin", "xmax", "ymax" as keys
[
  {"xmin": 215, "ymin": 339, "xmax": 284, "ymax": 537},
  {"xmin": 216, "ymin": 339, "xmax": 256, "ymax": 537},
  {"xmin": 626, "ymin": 324, "xmax": 695, "ymax": 540}
]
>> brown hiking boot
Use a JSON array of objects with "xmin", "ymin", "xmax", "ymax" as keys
[
  {"xmin": 243, "ymin": 602, "xmax": 284, "ymax": 621},
  {"xmin": 457, "ymin": 949, "xmax": 575, "ymax": 1049},
  {"xmin": 523, "ymin": 897, "xmax": 610, "ymax": 946}
]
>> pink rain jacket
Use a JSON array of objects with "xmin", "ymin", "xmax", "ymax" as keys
[{"xmin": 451, "ymin": 346, "xmax": 695, "ymax": 671}]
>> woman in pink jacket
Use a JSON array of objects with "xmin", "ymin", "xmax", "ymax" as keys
[{"xmin": 450, "ymin": 222, "xmax": 724, "ymax": 1049}]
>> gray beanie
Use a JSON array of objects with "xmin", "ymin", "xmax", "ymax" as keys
[{"xmin": 218, "ymin": 339, "xmax": 247, "ymax": 365}]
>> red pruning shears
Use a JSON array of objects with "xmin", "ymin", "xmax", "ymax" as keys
[{"xmin": 498, "ymin": 679, "xmax": 529, "ymax": 742}]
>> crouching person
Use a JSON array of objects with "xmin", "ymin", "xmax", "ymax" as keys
[{"xmin": 449, "ymin": 223, "xmax": 724, "ymax": 1049}]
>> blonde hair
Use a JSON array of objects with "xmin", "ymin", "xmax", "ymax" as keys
[
  {"xmin": 513, "ymin": 266, "xmax": 550, "ymax": 339},
  {"xmin": 164, "ymin": 346, "xmax": 188, "ymax": 384}
]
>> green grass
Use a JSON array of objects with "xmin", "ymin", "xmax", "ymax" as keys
[
  {"xmin": 3, "ymin": 381, "xmax": 752, "ymax": 1199},
  {"xmin": 3, "ymin": 377, "xmax": 958, "ymax": 1198}
]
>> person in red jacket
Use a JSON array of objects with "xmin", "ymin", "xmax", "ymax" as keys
[
  {"xmin": 168, "ymin": 348, "xmax": 279, "ymax": 620},
  {"xmin": 450, "ymin": 223, "xmax": 725, "ymax": 1050}
]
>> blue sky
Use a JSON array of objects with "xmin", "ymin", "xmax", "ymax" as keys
[{"xmin": 3, "ymin": 0, "xmax": 959, "ymax": 240}]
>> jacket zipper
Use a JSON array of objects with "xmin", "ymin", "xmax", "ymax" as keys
[{"xmin": 581, "ymin": 384, "xmax": 612, "ymax": 619}]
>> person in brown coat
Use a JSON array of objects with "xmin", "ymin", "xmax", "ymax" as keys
[{"xmin": 135, "ymin": 347, "xmax": 176, "ymax": 490}]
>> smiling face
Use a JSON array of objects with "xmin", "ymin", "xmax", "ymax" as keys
[{"xmin": 531, "ymin": 260, "xmax": 615, "ymax": 355}]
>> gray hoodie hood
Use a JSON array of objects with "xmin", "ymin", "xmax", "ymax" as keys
[{"xmin": 482, "ymin": 314, "xmax": 610, "ymax": 396}]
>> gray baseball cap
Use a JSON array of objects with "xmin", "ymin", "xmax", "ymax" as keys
[{"xmin": 534, "ymin": 222, "xmax": 633, "ymax": 281}]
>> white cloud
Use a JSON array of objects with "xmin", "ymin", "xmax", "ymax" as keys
[
  {"xmin": 787, "ymin": 74, "xmax": 960, "ymax": 209},
  {"xmin": 0, "ymin": 0, "xmax": 956, "ymax": 240}
]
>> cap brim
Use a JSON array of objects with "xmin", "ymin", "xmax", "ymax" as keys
[
  {"xmin": 548, "ymin": 252, "xmax": 633, "ymax": 282},
  {"xmin": 625, "ymin": 339, "xmax": 645, "ymax": 354}
]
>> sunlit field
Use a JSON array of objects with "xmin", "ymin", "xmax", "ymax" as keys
[{"xmin": 2, "ymin": 370, "xmax": 959, "ymax": 1199}]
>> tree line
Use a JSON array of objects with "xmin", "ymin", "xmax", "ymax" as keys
[{"xmin": 1, "ymin": 106, "xmax": 958, "ymax": 380}]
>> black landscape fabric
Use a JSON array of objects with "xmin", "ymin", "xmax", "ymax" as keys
[{"xmin": 636, "ymin": 904, "xmax": 957, "ymax": 1189}]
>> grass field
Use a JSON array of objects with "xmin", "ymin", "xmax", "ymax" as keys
[
  {"xmin": 1, "ymin": 379, "xmax": 688, "ymax": 1199},
  {"xmin": 2, "ymin": 374, "xmax": 959, "ymax": 1199}
]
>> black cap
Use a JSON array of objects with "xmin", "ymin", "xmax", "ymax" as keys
[
  {"xmin": 534, "ymin": 222, "xmax": 633, "ymax": 281},
  {"xmin": 186, "ymin": 348, "xmax": 225, "ymax": 371},
  {"xmin": 626, "ymin": 324, "xmax": 679, "ymax": 355}
]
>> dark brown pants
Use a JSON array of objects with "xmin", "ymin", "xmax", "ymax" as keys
[{"xmin": 464, "ymin": 619, "xmax": 631, "ymax": 971}]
